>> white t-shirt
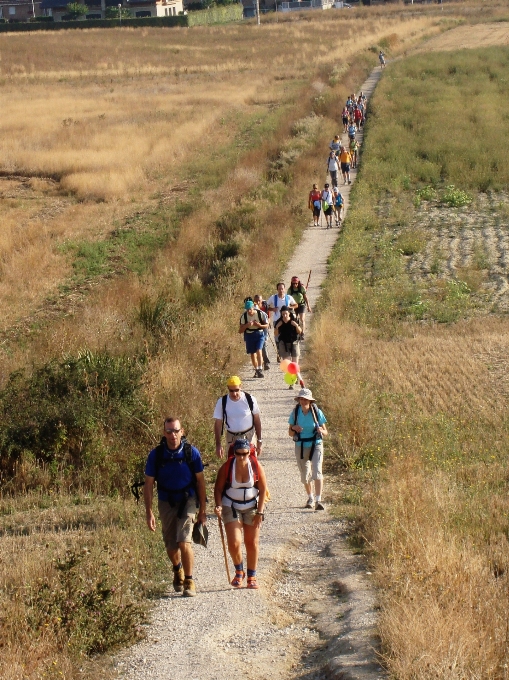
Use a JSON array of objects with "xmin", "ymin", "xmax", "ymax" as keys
[
  {"xmin": 213, "ymin": 392, "xmax": 260, "ymax": 433},
  {"xmin": 269, "ymin": 293, "xmax": 297, "ymax": 322}
]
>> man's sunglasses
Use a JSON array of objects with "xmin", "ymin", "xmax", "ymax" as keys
[
  {"xmin": 228, "ymin": 388, "xmax": 240, "ymax": 393},
  {"xmin": 165, "ymin": 428, "xmax": 181, "ymax": 434}
]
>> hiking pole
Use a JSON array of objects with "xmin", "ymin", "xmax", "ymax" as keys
[
  {"xmin": 305, "ymin": 270, "xmax": 311, "ymax": 291},
  {"xmin": 218, "ymin": 516, "xmax": 231, "ymax": 585},
  {"xmin": 267, "ymin": 331, "xmax": 281, "ymax": 362}
]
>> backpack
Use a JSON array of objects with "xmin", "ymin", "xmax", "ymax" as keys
[
  {"xmin": 272, "ymin": 293, "xmax": 290, "ymax": 310},
  {"xmin": 226, "ymin": 441, "xmax": 257, "ymax": 459},
  {"xmin": 292, "ymin": 403, "xmax": 321, "ymax": 461},
  {"xmin": 241, "ymin": 309, "xmax": 266, "ymax": 326},
  {"xmin": 221, "ymin": 392, "xmax": 255, "ymax": 435},
  {"xmin": 335, "ymin": 193, "xmax": 344, "ymax": 207}
]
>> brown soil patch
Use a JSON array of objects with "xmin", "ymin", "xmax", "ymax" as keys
[{"xmin": 416, "ymin": 22, "xmax": 509, "ymax": 52}]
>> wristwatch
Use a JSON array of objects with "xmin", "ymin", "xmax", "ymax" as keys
[{"xmin": 255, "ymin": 511, "xmax": 265, "ymax": 519}]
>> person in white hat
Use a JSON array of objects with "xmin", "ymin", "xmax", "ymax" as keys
[{"xmin": 288, "ymin": 388, "xmax": 328, "ymax": 510}]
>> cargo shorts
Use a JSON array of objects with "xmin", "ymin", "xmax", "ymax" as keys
[
  {"xmin": 294, "ymin": 440, "xmax": 323, "ymax": 484},
  {"xmin": 158, "ymin": 497, "xmax": 197, "ymax": 551}
]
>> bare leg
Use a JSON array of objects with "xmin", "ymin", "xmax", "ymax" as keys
[
  {"xmin": 250, "ymin": 353, "xmax": 257, "ymax": 369},
  {"xmin": 314, "ymin": 479, "xmax": 323, "ymax": 498},
  {"xmin": 225, "ymin": 520, "xmax": 243, "ymax": 565},
  {"xmin": 168, "ymin": 542, "xmax": 194, "ymax": 575},
  {"xmin": 299, "ymin": 312, "xmax": 306, "ymax": 334},
  {"xmin": 243, "ymin": 523, "xmax": 260, "ymax": 572}
]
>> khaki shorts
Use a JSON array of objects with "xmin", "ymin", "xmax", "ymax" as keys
[
  {"xmin": 226, "ymin": 428, "xmax": 255, "ymax": 446},
  {"xmin": 222, "ymin": 504, "xmax": 257, "ymax": 526},
  {"xmin": 158, "ymin": 497, "xmax": 197, "ymax": 551},
  {"xmin": 294, "ymin": 441, "xmax": 323, "ymax": 484}
]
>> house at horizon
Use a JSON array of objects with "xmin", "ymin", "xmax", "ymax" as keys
[{"xmin": 39, "ymin": 0, "xmax": 183, "ymax": 20}]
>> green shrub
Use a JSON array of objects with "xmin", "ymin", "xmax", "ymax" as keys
[{"xmin": 441, "ymin": 185, "xmax": 472, "ymax": 208}]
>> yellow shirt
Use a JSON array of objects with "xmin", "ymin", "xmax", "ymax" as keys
[{"xmin": 340, "ymin": 150, "xmax": 352, "ymax": 164}]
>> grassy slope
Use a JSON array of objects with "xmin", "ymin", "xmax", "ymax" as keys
[{"xmin": 309, "ymin": 45, "xmax": 509, "ymax": 678}]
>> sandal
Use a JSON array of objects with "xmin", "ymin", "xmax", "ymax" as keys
[
  {"xmin": 231, "ymin": 570, "xmax": 245, "ymax": 588},
  {"xmin": 247, "ymin": 576, "xmax": 259, "ymax": 590}
]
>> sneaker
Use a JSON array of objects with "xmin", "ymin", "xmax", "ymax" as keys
[
  {"xmin": 173, "ymin": 566, "xmax": 185, "ymax": 593},
  {"xmin": 305, "ymin": 499, "xmax": 314, "ymax": 509},
  {"xmin": 264, "ymin": 363, "xmax": 270, "ymax": 371},
  {"xmin": 315, "ymin": 502, "xmax": 325, "ymax": 511},
  {"xmin": 348, "ymin": 180, "xmax": 352, "ymax": 185},
  {"xmin": 257, "ymin": 369, "xmax": 264, "ymax": 378},
  {"xmin": 182, "ymin": 578, "xmax": 196, "ymax": 597}
]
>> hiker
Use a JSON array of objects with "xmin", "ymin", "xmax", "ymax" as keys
[
  {"xmin": 354, "ymin": 105, "xmax": 363, "ymax": 129},
  {"xmin": 289, "ymin": 275, "xmax": 311, "ymax": 339},
  {"xmin": 308, "ymin": 182, "xmax": 322, "ymax": 227},
  {"xmin": 347, "ymin": 121, "xmax": 357, "ymax": 142},
  {"xmin": 349, "ymin": 137, "xmax": 360, "ymax": 169},
  {"xmin": 214, "ymin": 438, "xmax": 267, "ymax": 590},
  {"xmin": 239, "ymin": 298, "xmax": 269, "ymax": 378},
  {"xmin": 326, "ymin": 151, "xmax": 339, "ymax": 188},
  {"xmin": 144, "ymin": 417, "xmax": 207, "ymax": 598},
  {"xmin": 340, "ymin": 147, "xmax": 352, "ymax": 185},
  {"xmin": 274, "ymin": 306, "xmax": 301, "ymax": 363},
  {"xmin": 213, "ymin": 376, "xmax": 262, "ymax": 459},
  {"xmin": 379, "ymin": 50, "xmax": 385, "ymax": 68},
  {"xmin": 341, "ymin": 106, "xmax": 349, "ymax": 133},
  {"xmin": 329, "ymin": 134, "xmax": 341, "ymax": 157},
  {"xmin": 253, "ymin": 294, "xmax": 271, "ymax": 371},
  {"xmin": 288, "ymin": 388, "xmax": 328, "ymax": 511},
  {"xmin": 333, "ymin": 186, "xmax": 344, "ymax": 226},
  {"xmin": 268, "ymin": 282, "xmax": 297, "ymax": 325},
  {"xmin": 321, "ymin": 182, "xmax": 334, "ymax": 229}
]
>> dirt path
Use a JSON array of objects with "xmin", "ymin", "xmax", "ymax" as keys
[{"xmin": 114, "ymin": 68, "xmax": 385, "ymax": 680}]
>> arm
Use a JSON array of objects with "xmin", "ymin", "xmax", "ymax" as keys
[
  {"xmin": 253, "ymin": 463, "xmax": 267, "ymax": 529},
  {"xmin": 144, "ymin": 475, "xmax": 156, "ymax": 532},
  {"xmin": 213, "ymin": 464, "xmax": 228, "ymax": 516},
  {"xmin": 253, "ymin": 413, "xmax": 263, "ymax": 456},
  {"xmin": 302, "ymin": 290, "xmax": 311, "ymax": 313},
  {"xmin": 288, "ymin": 414, "xmax": 303, "ymax": 437},
  {"xmin": 195, "ymin": 471, "xmax": 207, "ymax": 525},
  {"xmin": 291, "ymin": 319, "xmax": 302, "ymax": 334},
  {"xmin": 214, "ymin": 418, "xmax": 225, "ymax": 459}
]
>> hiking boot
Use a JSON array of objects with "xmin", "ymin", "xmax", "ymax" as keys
[
  {"xmin": 264, "ymin": 363, "xmax": 270, "ymax": 371},
  {"xmin": 182, "ymin": 578, "xmax": 196, "ymax": 597},
  {"xmin": 315, "ymin": 501, "xmax": 326, "ymax": 511},
  {"xmin": 256, "ymin": 369, "xmax": 264, "ymax": 378},
  {"xmin": 173, "ymin": 566, "xmax": 185, "ymax": 592},
  {"xmin": 305, "ymin": 499, "xmax": 315, "ymax": 509}
]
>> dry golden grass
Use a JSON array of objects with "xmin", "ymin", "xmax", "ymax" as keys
[{"xmin": 415, "ymin": 21, "xmax": 509, "ymax": 52}]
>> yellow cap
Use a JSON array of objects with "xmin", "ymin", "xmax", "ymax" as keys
[{"xmin": 226, "ymin": 375, "xmax": 242, "ymax": 387}]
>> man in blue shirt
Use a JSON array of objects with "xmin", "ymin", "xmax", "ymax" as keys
[
  {"xmin": 144, "ymin": 417, "xmax": 207, "ymax": 598},
  {"xmin": 288, "ymin": 388, "xmax": 328, "ymax": 511}
]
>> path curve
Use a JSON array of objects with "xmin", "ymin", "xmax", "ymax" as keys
[{"xmin": 114, "ymin": 67, "xmax": 385, "ymax": 680}]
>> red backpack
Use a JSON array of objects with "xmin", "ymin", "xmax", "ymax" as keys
[{"xmin": 225, "ymin": 450, "xmax": 260, "ymax": 488}]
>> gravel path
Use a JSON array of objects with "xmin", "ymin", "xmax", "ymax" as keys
[{"xmin": 114, "ymin": 68, "xmax": 384, "ymax": 680}]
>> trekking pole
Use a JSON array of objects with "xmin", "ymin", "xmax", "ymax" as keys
[
  {"xmin": 305, "ymin": 270, "xmax": 312, "ymax": 291},
  {"xmin": 267, "ymin": 331, "xmax": 281, "ymax": 362},
  {"xmin": 218, "ymin": 516, "xmax": 231, "ymax": 585}
]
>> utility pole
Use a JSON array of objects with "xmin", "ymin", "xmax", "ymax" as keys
[{"xmin": 255, "ymin": 0, "xmax": 260, "ymax": 25}]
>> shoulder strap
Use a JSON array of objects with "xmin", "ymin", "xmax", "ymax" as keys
[
  {"xmin": 293, "ymin": 403, "xmax": 300, "ymax": 424},
  {"xmin": 154, "ymin": 440, "xmax": 165, "ymax": 480},
  {"xmin": 225, "ymin": 456, "xmax": 235, "ymax": 488},
  {"xmin": 273, "ymin": 294, "xmax": 278, "ymax": 307},
  {"xmin": 256, "ymin": 309, "xmax": 264, "ymax": 324},
  {"xmin": 244, "ymin": 392, "xmax": 255, "ymax": 430},
  {"xmin": 221, "ymin": 394, "xmax": 228, "ymax": 435},
  {"xmin": 250, "ymin": 454, "xmax": 260, "ymax": 483},
  {"xmin": 183, "ymin": 441, "xmax": 197, "ymax": 489}
]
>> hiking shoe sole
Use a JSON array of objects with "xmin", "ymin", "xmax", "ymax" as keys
[
  {"xmin": 305, "ymin": 500, "xmax": 315, "ymax": 509},
  {"xmin": 315, "ymin": 502, "xmax": 325, "ymax": 511}
]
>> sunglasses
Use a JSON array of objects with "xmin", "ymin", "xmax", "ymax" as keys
[
  {"xmin": 165, "ymin": 428, "xmax": 181, "ymax": 434},
  {"xmin": 228, "ymin": 388, "xmax": 240, "ymax": 393},
  {"xmin": 234, "ymin": 450, "xmax": 249, "ymax": 456}
]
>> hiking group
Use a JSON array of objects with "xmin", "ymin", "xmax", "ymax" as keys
[
  {"xmin": 140, "ymin": 87, "xmax": 373, "ymax": 598},
  {"xmin": 308, "ymin": 90, "xmax": 366, "ymax": 228}
]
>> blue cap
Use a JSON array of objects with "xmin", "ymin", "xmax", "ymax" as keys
[
  {"xmin": 234, "ymin": 438, "xmax": 250, "ymax": 451},
  {"xmin": 245, "ymin": 300, "xmax": 254, "ymax": 309}
]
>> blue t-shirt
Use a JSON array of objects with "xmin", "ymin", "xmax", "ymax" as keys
[
  {"xmin": 145, "ymin": 440, "xmax": 204, "ymax": 503},
  {"xmin": 288, "ymin": 405, "xmax": 327, "ymax": 441}
]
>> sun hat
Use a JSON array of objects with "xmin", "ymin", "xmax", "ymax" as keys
[
  {"xmin": 192, "ymin": 521, "xmax": 209, "ymax": 548},
  {"xmin": 233, "ymin": 438, "xmax": 250, "ymax": 451},
  {"xmin": 245, "ymin": 300, "xmax": 254, "ymax": 310},
  {"xmin": 295, "ymin": 388, "xmax": 316, "ymax": 403},
  {"xmin": 226, "ymin": 376, "xmax": 242, "ymax": 387}
]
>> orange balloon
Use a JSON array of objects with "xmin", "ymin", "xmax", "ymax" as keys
[
  {"xmin": 287, "ymin": 362, "xmax": 300, "ymax": 375},
  {"xmin": 279, "ymin": 359, "xmax": 291, "ymax": 373}
]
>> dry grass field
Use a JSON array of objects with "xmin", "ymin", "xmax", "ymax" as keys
[{"xmin": 309, "ymin": 32, "xmax": 509, "ymax": 679}]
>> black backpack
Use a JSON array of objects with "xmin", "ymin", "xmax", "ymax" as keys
[{"xmin": 221, "ymin": 392, "xmax": 255, "ymax": 435}]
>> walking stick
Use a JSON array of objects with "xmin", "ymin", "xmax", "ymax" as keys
[
  {"xmin": 305, "ymin": 270, "xmax": 312, "ymax": 291},
  {"xmin": 218, "ymin": 516, "xmax": 231, "ymax": 585},
  {"xmin": 267, "ymin": 331, "xmax": 281, "ymax": 362}
]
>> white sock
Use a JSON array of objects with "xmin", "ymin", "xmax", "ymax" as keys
[
  {"xmin": 308, "ymin": 494, "xmax": 314, "ymax": 501},
  {"xmin": 315, "ymin": 495, "xmax": 321, "ymax": 502}
]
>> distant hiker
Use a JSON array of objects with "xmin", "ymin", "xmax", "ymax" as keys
[
  {"xmin": 239, "ymin": 298, "xmax": 268, "ymax": 378},
  {"xmin": 144, "ymin": 417, "xmax": 207, "ymax": 598},
  {"xmin": 289, "ymin": 275, "xmax": 311, "ymax": 339},
  {"xmin": 321, "ymin": 183, "xmax": 334, "ymax": 229},
  {"xmin": 326, "ymin": 151, "xmax": 339, "ymax": 188},
  {"xmin": 347, "ymin": 122, "xmax": 357, "ymax": 141},
  {"xmin": 253, "ymin": 294, "xmax": 271, "ymax": 371},
  {"xmin": 268, "ymin": 282, "xmax": 297, "ymax": 324},
  {"xmin": 329, "ymin": 134, "xmax": 341, "ymax": 156},
  {"xmin": 288, "ymin": 388, "xmax": 328, "ymax": 511},
  {"xmin": 214, "ymin": 438, "xmax": 267, "ymax": 590},
  {"xmin": 341, "ymin": 107, "xmax": 349, "ymax": 133},
  {"xmin": 379, "ymin": 50, "xmax": 386, "ymax": 68},
  {"xmin": 308, "ymin": 183, "xmax": 322, "ymax": 227},
  {"xmin": 340, "ymin": 147, "xmax": 352, "ymax": 185},
  {"xmin": 213, "ymin": 376, "xmax": 262, "ymax": 459},
  {"xmin": 349, "ymin": 137, "xmax": 360, "ymax": 169},
  {"xmin": 274, "ymin": 306, "xmax": 301, "ymax": 364},
  {"xmin": 354, "ymin": 105, "xmax": 363, "ymax": 129},
  {"xmin": 333, "ymin": 186, "xmax": 344, "ymax": 226}
]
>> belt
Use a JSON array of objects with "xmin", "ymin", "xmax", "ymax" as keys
[{"xmin": 227, "ymin": 427, "xmax": 253, "ymax": 437}]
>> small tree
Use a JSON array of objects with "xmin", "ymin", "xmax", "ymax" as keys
[
  {"xmin": 66, "ymin": 2, "xmax": 88, "ymax": 18},
  {"xmin": 105, "ymin": 5, "xmax": 132, "ymax": 17}
]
